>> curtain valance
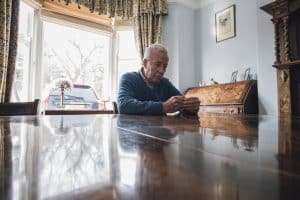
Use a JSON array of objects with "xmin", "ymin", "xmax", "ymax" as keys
[{"xmin": 54, "ymin": 0, "xmax": 168, "ymax": 18}]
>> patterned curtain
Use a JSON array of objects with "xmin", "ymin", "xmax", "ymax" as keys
[
  {"xmin": 57, "ymin": 0, "xmax": 134, "ymax": 18},
  {"xmin": 133, "ymin": 0, "xmax": 168, "ymax": 58},
  {"xmin": 57, "ymin": 0, "xmax": 168, "ymax": 58},
  {"xmin": 0, "ymin": 0, "xmax": 20, "ymax": 102}
]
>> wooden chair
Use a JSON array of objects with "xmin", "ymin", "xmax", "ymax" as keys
[
  {"xmin": 0, "ymin": 99, "xmax": 40, "ymax": 116},
  {"xmin": 112, "ymin": 101, "xmax": 118, "ymax": 114}
]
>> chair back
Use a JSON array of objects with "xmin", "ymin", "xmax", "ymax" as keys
[
  {"xmin": 0, "ymin": 99, "xmax": 40, "ymax": 116},
  {"xmin": 112, "ymin": 101, "xmax": 118, "ymax": 114}
]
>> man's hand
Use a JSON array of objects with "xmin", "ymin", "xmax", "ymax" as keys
[
  {"xmin": 162, "ymin": 96, "xmax": 184, "ymax": 113},
  {"xmin": 182, "ymin": 97, "xmax": 200, "ymax": 113}
]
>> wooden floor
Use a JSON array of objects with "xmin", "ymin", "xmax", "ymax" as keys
[{"xmin": 0, "ymin": 113, "xmax": 300, "ymax": 199}]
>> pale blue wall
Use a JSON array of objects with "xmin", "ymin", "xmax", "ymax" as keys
[
  {"xmin": 256, "ymin": 0, "xmax": 278, "ymax": 115},
  {"xmin": 162, "ymin": 3, "xmax": 197, "ymax": 92},
  {"xmin": 196, "ymin": 0, "xmax": 258, "ymax": 83},
  {"xmin": 163, "ymin": 0, "xmax": 277, "ymax": 115}
]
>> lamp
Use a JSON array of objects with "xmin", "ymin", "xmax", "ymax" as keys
[{"xmin": 55, "ymin": 79, "xmax": 72, "ymax": 108}]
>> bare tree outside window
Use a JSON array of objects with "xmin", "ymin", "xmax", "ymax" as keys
[{"xmin": 41, "ymin": 22, "xmax": 110, "ymax": 100}]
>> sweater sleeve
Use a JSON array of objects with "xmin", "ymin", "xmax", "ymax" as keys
[
  {"xmin": 163, "ymin": 78, "xmax": 182, "ymax": 97},
  {"xmin": 163, "ymin": 78, "xmax": 198, "ymax": 116},
  {"xmin": 117, "ymin": 73, "xmax": 163, "ymax": 115}
]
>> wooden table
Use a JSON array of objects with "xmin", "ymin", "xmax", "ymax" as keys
[
  {"xmin": 0, "ymin": 113, "xmax": 300, "ymax": 199},
  {"xmin": 44, "ymin": 109, "xmax": 114, "ymax": 115}
]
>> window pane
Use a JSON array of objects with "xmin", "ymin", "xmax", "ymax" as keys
[
  {"xmin": 11, "ymin": 1, "xmax": 34, "ymax": 102},
  {"xmin": 118, "ymin": 31, "xmax": 139, "ymax": 59},
  {"xmin": 118, "ymin": 60, "xmax": 140, "ymax": 79},
  {"xmin": 117, "ymin": 30, "xmax": 140, "ymax": 83},
  {"xmin": 41, "ymin": 21, "xmax": 110, "ymax": 108}
]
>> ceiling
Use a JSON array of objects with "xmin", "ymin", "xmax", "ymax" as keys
[{"xmin": 167, "ymin": 0, "xmax": 216, "ymax": 9}]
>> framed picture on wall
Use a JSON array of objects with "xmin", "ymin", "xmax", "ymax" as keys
[{"xmin": 215, "ymin": 5, "xmax": 236, "ymax": 42}]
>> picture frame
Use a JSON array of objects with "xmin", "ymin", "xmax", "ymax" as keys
[
  {"xmin": 230, "ymin": 70, "xmax": 238, "ymax": 83},
  {"xmin": 215, "ymin": 5, "xmax": 236, "ymax": 42},
  {"xmin": 243, "ymin": 68, "xmax": 251, "ymax": 80}
]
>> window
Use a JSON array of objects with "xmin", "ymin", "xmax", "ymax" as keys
[
  {"xmin": 116, "ymin": 30, "xmax": 140, "ymax": 85},
  {"xmin": 11, "ymin": 1, "xmax": 35, "ymax": 102},
  {"xmin": 41, "ymin": 21, "xmax": 110, "ymax": 102},
  {"xmin": 45, "ymin": 84, "xmax": 102, "ymax": 110},
  {"xmin": 13, "ymin": 1, "xmax": 140, "ymax": 110}
]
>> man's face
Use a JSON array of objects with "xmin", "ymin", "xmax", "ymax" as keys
[{"xmin": 143, "ymin": 49, "xmax": 169, "ymax": 85}]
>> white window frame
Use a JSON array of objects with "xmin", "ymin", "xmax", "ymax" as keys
[
  {"xmin": 16, "ymin": 0, "xmax": 41, "ymax": 101},
  {"xmin": 109, "ymin": 25, "xmax": 140, "ymax": 101},
  {"xmin": 36, "ymin": 10, "xmax": 115, "ymax": 100},
  {"xmin": 20, "ymin": 0, "xmax": 137, "ymax": 102},
  {"xmin": 113, "ymin": 26, "xmax": 140, "ymax": 100},
  {"xmin": 30, "ymin": 8, "xmax": 43, "ymax": 101}
]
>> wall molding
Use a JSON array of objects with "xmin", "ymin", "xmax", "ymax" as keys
[{"xmin": 167, "ymin": 0, "xmax": 215, "ymax": 9}]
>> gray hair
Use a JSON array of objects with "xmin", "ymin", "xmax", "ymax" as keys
[{"xmin": 143, "ymin": 43, "xmax": 168, "ymax": 60}]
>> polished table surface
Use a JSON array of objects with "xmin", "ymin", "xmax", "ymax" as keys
[
  {"xmin": 0, "ymin": 113, "xmax": 300, "ymax": 199},
  {"xmin": 44, "ymin": 109, "xmax": 114, "ymax": 115}
]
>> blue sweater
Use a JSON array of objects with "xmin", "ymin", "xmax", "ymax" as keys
[{"xmin": 117, "ymin": 71, "xmax": 181, "ymax": 115}]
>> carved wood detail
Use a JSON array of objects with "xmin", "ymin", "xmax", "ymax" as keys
[
  {"xmin": 261, "ymin": 0, "xmax": 300, "ymax": 115},
  {"xmin": 273, "ymin": 19, "xmax": 281, "ymax": 64},
  {"xmin": 277, "ymin": 69, "xmax": 291, "ymax": 113},
  {"xmin": 282, "ymin": 16, "xmax": 291, "ymax": 61},
  {"xmin": 185, "ymin": 81, "xmax": 258, "ymax": 115}
]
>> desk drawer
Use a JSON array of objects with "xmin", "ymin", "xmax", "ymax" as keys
[{"xmin": 199, "ymin": 105, "xmax": 244, "ymax": 114}]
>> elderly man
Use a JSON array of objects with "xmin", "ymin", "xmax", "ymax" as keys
[{"xmin": 117, "ymin": 44, "xmax": 200, "ymax": 115}]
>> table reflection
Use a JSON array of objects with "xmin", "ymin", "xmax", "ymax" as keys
[
  {"xmin": 116, "ymin": 114, "xmax": 261, "ymax": 166},
  {"xmin": 43, "ymin": 115, "xmax": 96, "ymax": 135},
  {"xmin": 115, "ymin": 117, "xmax": 262, "ymax": 200},
  {"xmin": 116, "ymin": 127, "xmax": 172, "ymax": 199},
  {"xmin": 0, "ymin": 116, "xmax": 113, "ymax": 200},
  {"xmin": 0, "ymin": 119, "xmax": 12, "ymax": 200},
  {"xmin": 0, "ymin": 114, "xmax": 300, "ymax": 199},
  {"xmin": 39, "ymin": 116, "xmax": 111, "ymax": 199}
]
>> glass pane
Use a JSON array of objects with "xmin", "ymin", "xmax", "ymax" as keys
[
  {"xmin": 118, "ymin": 60, "xmax": 140, "ymax": 80},
  {"xmin": 46, "ymin": 84, "xmax": 100, "ymax": 110},
  {"xmin": 41, "ymin": 21, "xmax": 110, "ymax": 109},
  {"xmin": 118, "ymin": 31, "xmax": 139, "ymax": 59},
  {"xmin": 117, "ymin": 30, "xmax": 140, "ymax": 85},
  {"xmin": 11, "ymin": 1, "xmax": 34, "ymax": 102}
]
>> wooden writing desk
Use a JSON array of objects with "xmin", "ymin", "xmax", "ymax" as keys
[{"xmin": 185, "ymin": 80, "xmax": 258, "ymax": 114}]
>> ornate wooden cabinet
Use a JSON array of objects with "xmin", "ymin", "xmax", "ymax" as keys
[
  {"xmin": 261, "ymin": 0, "xmax": 300, "ymax": 115},
  {"xmin": 185, "ymin": 80, "xmax": 258, "ymax": 115}
]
